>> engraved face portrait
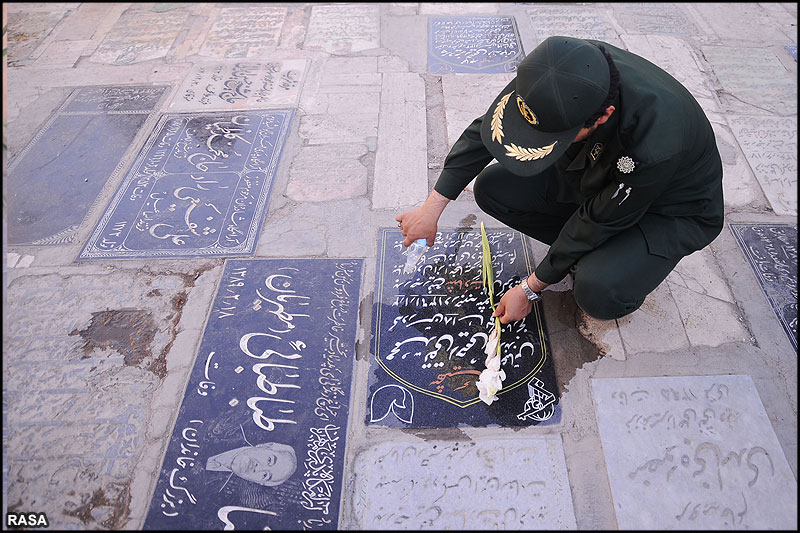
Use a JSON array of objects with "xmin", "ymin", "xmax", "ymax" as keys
[{"xmin": 206, "ymin": 442, "xmax": 297, "ymax": 486}]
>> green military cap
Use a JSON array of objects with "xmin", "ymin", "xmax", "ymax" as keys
[{"xmin": 480, "ymin": 36, "xmax": 611, "ymax": 177}]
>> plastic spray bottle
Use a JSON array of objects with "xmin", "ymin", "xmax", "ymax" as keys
[{"xmin": 403, "ymin": 238, "xmax": 428, "ymax": 274}]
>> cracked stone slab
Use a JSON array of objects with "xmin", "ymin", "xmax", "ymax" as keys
[
  {"xmin": 90, "ymin": 8, "xmax": 189, "ymax": 65},
  {"xmin": 701, "ymin": 46, "xmax": 796, "ymax": 116},
  {"xmin": 6, "ymin": 85, "xmax": 169, "ymax": 246},
  {"xmin": 427, "ymin": 16, "xmax": 524, "ymax": 74},
  {"xmin": 350, "ymin": 438, "xmax": 577, "ymax": 529},
  {"xmin": 3, "ymin": 269, "xmax": 197, "ymax": 529},
  {"xmin": 142, "ymin": 259, "xmax": 363, "ymax": 530},
  {"xmin": 287, "ymin": 144, "xmax": 368, "ymax": 202},
  {"xmin": 616, "ymin": 282, "xmax": 689, "ymax": 354},
  {"xmin": 592, "ymin": 375, "xmax": 798, "ymax": 530},
  {"xmin": 730, "ymin": 223, "xmax": 797, "ymax": 351},
  {"xmin": 198, "ymin": 7, "xmax": 287, "ymax": 58},
  {"xmin": 78, "ymin": 109, "xmax": 294, "ymax": 260},
  {"xmin": 303, "ymin": 5, "xmax": 380, "ymax": 54},
  {"xmin": 524, "ymin": 7, "xmax": 624, "ymax": 48},
  {"xmin": 366, "ymin": 227, "xmax": 560, "ymax": 428},
  {"xmin": 168, "ymin": 60, "xmax": 308, "ymax": 112},
  {"xmin": 6, "ymin": 8, "xmax": 73, "ymax": 65},
  {"xmin": 726, "ymin": 115, "xmax": 797, "ymax": 216}
]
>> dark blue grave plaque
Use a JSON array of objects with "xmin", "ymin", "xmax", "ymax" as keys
[
  {"xmin": 785, "ymin": 45, "xmax": 797, "ymax": 62},
  {"xmin": 730, "ymin": 223, "xmax": 797, "ymax": 351},
  {"xmin": 367, "ymin": 227, "xmax": 560, "ymax": 428},
  {"xmin": 78, "ymin": 109, "xmax": 294, "ymax": 260},
  {"xmin": 6, "ymin": 85, "xmax": 168, "ymax": 245},
  {"xmin": 428, "ymin": 16, "xmax": 524, "ymax": 74},
  {"xmin": 143, "ymin": 258, "xmax": 363, "ymax": 530}
]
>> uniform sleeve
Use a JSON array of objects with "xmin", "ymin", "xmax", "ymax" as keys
[
  {"xmin": 433, "ymin": 116, "xmax": 494, "ymax": 200},
  {"xmin": 534, "ymin": 156, "xmax": 679, "ymax": 284}
]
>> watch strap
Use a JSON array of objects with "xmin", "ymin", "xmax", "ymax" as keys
[{"xmin": 521, "ymin": 277, "xmax": 540, "ymax": 301}]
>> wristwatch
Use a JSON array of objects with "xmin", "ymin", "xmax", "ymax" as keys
[{"xmin": 521, "ymin": 276, "xmax": 540, "ymax": 302}]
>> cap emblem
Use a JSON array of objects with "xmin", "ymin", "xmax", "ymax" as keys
[
  {"xmin": 516, "ymin": 95, "xmax": 538, "ymax": 126},
  {"xmin": 490, "ymin": 92, "xmax": 512, "ymax": 142},
  {"xmin": 616, "ymin": 156, "xmax": 635, "ymax": 174}
]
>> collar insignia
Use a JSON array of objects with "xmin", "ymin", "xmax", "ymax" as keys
[
  {"xmin": 589, "ymin": 142, "xmax": 604, "ymax": 161},
  {"xmin": 616, "ymin": 156, "xmax": 635, "ymax": 174},
  {"xmin": 516, "ymin": 95, "xmax": 538, "ymax": 126}
]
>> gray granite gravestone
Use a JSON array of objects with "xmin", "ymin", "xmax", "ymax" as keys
[
  {"xmin": 90, "ymin": 8, "xmax": 189, "ymax": 65},
  {"xmin": 428, "ymin": 16, "xmax": 524, "ymax": 74},
  {"xmin": 592, "ymin": 375, "xmax": 797, "ymax": 529},
  {"xmin": 143, "ymin": 259, "xmax": 362, "ymax": 530},
  {"xmin": 198, "ymin": 7, "xmax": 287, "ymax": 58},
  {"xmin": 367, "ymin": 227, "xmax": 559, "ymax": 428},
  {"xmin": 730, "ymin": 224, "xmax": 797, "ymax": 351},
  {"xmin": 7, "ymin": 85, "xmax": 168, "ymax": 245},
  {"xmin": 79, "ymin": 109, "xmax": 293, "ymax": 260}
]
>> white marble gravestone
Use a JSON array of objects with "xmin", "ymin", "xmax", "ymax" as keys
[
  {"xmin": 198, "ymin": 7, "xmax": 287, "ymax": 58},
  {"xmin": 728, "ymin": 115, "xmax": 797, "ymax": 216},
  {"xmin": 351, "ymin": 438, "xmax": 577, "ymax": 529},
  {"xmin": 525, "ymin": 7, "xmax": 624, "ymax": 48},
  {"xmin": 90, "ymin": 8, "xmax": 188, "ymax": 65},
  {"xmin": 592, "ymin": 375, "xmax": 797, "ymax": 530},
  {"xmin": 304, "ymin": 5, "xmax": 380, "ymax": 54},
  {"xmin": 169, "ymin": 60, "xmax": 308, "ymax": 111}
]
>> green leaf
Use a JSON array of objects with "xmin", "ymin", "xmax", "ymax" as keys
[{"xmin": 480, "ymin": 222, "xmax": 502, "ymax": 358}]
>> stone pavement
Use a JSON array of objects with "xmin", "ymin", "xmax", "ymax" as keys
[{"xmin": 2, "ymin": 2, "xmax": 797, "ymax": 530}]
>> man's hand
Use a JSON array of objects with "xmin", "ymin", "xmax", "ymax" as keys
[
  {"xmin": 492, "ymin": 274, "xmax": 548, "ymax": 324},
  {"xmin": 493, "ymin": 284, "xmax": 532, "ymax": 324},
  {"xmin": 396, "ymin": 189, "xmax": 450, "ymax": 247}
]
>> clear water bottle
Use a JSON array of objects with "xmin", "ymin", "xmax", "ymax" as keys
[{"xmin": 403, "ymin": 238, "xmax": 428, "ymax": 274}]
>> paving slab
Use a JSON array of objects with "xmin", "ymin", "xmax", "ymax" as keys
[
  {"xmin": 349, "ymin": 438, "xmax": 577, "ymax": 529},
  {"xmin": 168, "ymin": 60, "xmax": 308, "ymax": 112},
  {"xmin": 610, "ymin": 3, "xmax": 699, "ymax": 36},
  {"xmin": 427, "ymin": 16, "xmax": 524, "ymax": 74},
  {"xmin": 78, "ymin": 109, "xmax": 294, "ymax": 260},
  {"xmin": 303, "ymin": 5, "xmax": 380, "ymax": 54},
  {"xmin": 142, "ymin": 259, "xmax": 362, "ymax": 530},
  {"xmin": 198, "ymin": 7, "xmax": 287, "ymax": 59},
  {"xmin": 367, "ymin": 227, "xmax": 560, "ymax": 428},
  {"xmin": 6, "ymin": 85, "xmax": 169, "ymax": 246},
  {"xmin": 5, "ymin": 8, "xmax": 73, "ymax": 65},
  {"xmin": 730, "ymin": 223, "xmax": 797, "ymax": 351},
  {"xmin": 592, "ymin": 375, "xmax": 798, "ymax": 530},
  {"xmin": 89, "ymin": 7, "xmax": 190, "ymax": 65},
  {"xmin": 726, "ymin": 114, "xmax": 797, "ymax": 216}
]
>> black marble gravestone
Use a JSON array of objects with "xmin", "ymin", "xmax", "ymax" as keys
[
  {"xmin": 367, "ymin": 227, "xmax": 560, "ymax": 428},
  {"xmin": 143, "ymin": 259, "xmax": 362, "ymax": 530},
  {"xmin": 7, "ymin": 85, "xmax": 167, "ymax": 245},
  {"xmin": 730, "ymin": 223, "xmax": 797, "ymax": 351},
  {"xmin": 79, "ymin": 109, "xmax": 293, "ymax": 260},
  {"xmin": 428, "ymin": 16, "xmax": 524, "ymax": 74}
]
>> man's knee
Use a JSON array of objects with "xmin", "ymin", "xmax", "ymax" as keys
[{"xmin": 573, "ymin": 276, "xmax": 643, "ymax": 320}]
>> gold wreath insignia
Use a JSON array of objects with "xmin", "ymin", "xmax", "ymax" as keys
[
  {"xmin": 516, "ymin": 95, "xmax": 538, "ymax": 125},
  {"xmin": 491, "ymin": 92, "xmax": 512, "ymax": 143},
  {"xmin": 504, "ymin": 141, "xmax": 558, "ymax": 162}
]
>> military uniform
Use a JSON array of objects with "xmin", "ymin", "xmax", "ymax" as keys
[{"xmin": 433, "ymin": 38, "xmax": 724, "ymax": 319}]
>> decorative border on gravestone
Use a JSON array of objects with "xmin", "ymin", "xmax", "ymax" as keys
[
  {"xmin": 6, "ymin": 85, "xmax": 169, "ymax": 246},
  {"xmin": 142, "ymin": 258, "xmax": 363, "ymax": 530},
  {"xmin": 428, "ymin": 16, "xmax": 524, "ymax": 74},
  {"xmin": 730, "ymin": 223, "xmax": 797, "ymax": 351},
  {"xmin": 366, "ymin": 227, "xmax": 560, "ymax": 428},
  {"xmin": 168, "ymin": 60, "xmax": 309, "ymax": 112},
  {"xmin": 78, "ymin": 109, "xmax": 294, "ymax": 260}
]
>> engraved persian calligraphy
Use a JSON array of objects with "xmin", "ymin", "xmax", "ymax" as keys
[
  {"xmin": 730, "ymin": 224, "xmax": 797, "ymax": 351},
  {"xmin": 199, "ymin": 7, "xmax": 287, "ymax": 58},
  {"xmin": 304, "ymin": 5, "xmax": 380, "ymax": 54},
  {"xmin": 79, "ymin": 110, "xmax": 293, "ymax": 260},
  {"xmin": 169, "ymin": 60, "xmax": 308, "ymax": 111},
  {"xmin": 351, "ymin": 439, "xmax": 577, "ymax": 529},
  {"xmin": 592, "ymin": 375, "xmax": 797, "ymax": 529},
  {"xmin": 7, "ymin": 85, "xmax": 168, "ymax": 245},
  {"xmin": 367, "ymin": 228, "xmax": 559, "ymax": 428},
  {"xmin": 143, "ymin": 259, "xmax": 362, "ymax": 530},
  {"xmin": 90, "ymin": 8, "xmax": 189, "ymax": 65},
  {"xmin": 428, "ymin": 16, "xmax": 524, "ymax": 74}
]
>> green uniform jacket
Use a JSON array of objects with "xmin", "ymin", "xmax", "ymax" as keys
[{"xmin": 434, "ymin": 40, "xmax": 724, "ymax": 285}]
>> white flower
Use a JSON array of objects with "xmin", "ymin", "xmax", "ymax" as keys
[
  {"xmin": 484, "ymin": 327, "xmax": 499, "ymax": 358},
  {"xmin": 476, "ymin": 366, "xmax": 506, "ymax": 405}
]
